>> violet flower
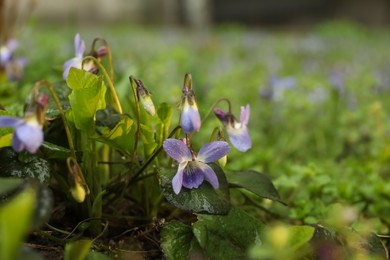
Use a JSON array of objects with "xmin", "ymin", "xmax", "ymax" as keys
[
  {"xmin": 63, "ymin": 33, "xmax": 86, "ymax": 80},
  {"xmin": 214, "ymin": 104, "xmax": 252, "ymax": 152},
  {"xmin": 163, "ymin": 138, "xmax": 230, "ymax": 194},
  {"xmin": 0, "ymin": 95, "xmax": 48, "ymax": 153},
  {"xmin": 0, "ymin": 39, "xmax": 27, "ymax": 81},
  {"xmin": 0, "ymin": 115, "xmax": 43, "ymax": 153},
  {"xmin": 180, "ymin": 74, "xmax": 201, "ymax": 133}
]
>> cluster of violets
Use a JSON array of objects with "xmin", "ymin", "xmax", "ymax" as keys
[
  {"xmin": 164, "ymin": 73, "xmax": 252, "ymax": 194},
  {"xmin": 0, "ymin": 33, "xmax": 252, "ymax": 195},
  {"xmin": 0, "ymin": 39, "xmax": 27, "ymax": 81}
]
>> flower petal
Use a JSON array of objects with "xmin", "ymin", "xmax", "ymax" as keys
[
  {"xmin": 197, "ymin": 141, "xmax": 230, "ymax": 163},
  {"xmin": 213, "ymin": 108, "xmax": 228, "ymax": 124},
  {"xmin": 12, "ymin": 133, "xmax": 24, "ymax": 152},
  {"xmin": 240, "ymin": 104, "xmax": 250, "ymax": 125},
  {"xmin": 227, "ymin": 125, "xmax": 252, "ymax": 152},
  {"xmin": 182, "ymin": 161, "xmax": 205, "ymax": 189},
  {"xmin": 74, "ymin": 33, "xmax": 85, "ymax": 57},
  {"xmin": 63, "ymin": 57, "xmax": 82, "ymax": 80},
  {"xmin": 197, "ymin": 162, "xmax": 219, "ymax": 189},
  {"xmin": 172, "ymin": 162, "xmax": 187, "ymax": 194},
  {"xmin": 181, "ymin": 105, "xmax": 201, "ymax": 133},
  {"xmin": 14, "ymin": 123, "xmax": 43, "ymax": 153},
  {"xmin": 0, "ymin": 116, "xmax": 23, "ymax": 127},
  {"xmin": 163, "ymin": 138, "xmax": 192, "ymax": 162}
]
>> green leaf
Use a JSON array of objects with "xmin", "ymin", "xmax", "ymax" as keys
[
  {"xmin": 0, "ymin": 186, "xmax": 36, "ymax": 260},
  {"xmin": 287, "ymin": 225, "xmax": 316, "ymax": 251},
  {"xmin": 64, "ymin": 240, "xmax": 93, "ymax": 260},
  {"xmin": 0, "ymin": 148, "xmax": 51, "ymax": 183},
  {"xmin": 226, "ymin": 170, "xmax": 285, "ymax": 204},
  {"xmin": 140, "ymin": 124, "xmax": 157, "ymax": 158},
  {"xmin": 161, "ymin": 221, "xmax": 194, "ymax": 260},
  {"xmin": 193, "ymin": 207, "xmax": 263, "ymax": 259},
  {"xmin": 156, "ymin": 103, "xmax": 172, "ymax": 139},
  {"xmin": 95, "ymin": 117, "xmax": 136, "ymax": 156},
  {"xmin": 0, "ymin": 178, "xmax": 23, "ymax": 196},
  {"xmin": 0, "ymin": 110, "xmax": 14, "ymax": 137},
  {"xmin": 40, "ymin": 82, "xmax": 70, "ymax": 120},
  {"xmin": 160, "ymin": 163, "xmax": 231, "ymax": 214},
  {"xmin": 67, "ymin": 68, "xmax": 106, "ymax": 133},
  {"xmin": 40, "ymin": 142, "xmax": 73, "ymax": 160}
]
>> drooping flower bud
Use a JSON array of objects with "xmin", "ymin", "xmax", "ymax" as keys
[
  {"xmin": 214, "ymin": 104, "xmax": 252, "ymax": 152},
  {"xmin": 67, "ymin": 159, "xmax": 87, "ymax": 203},
  {"xmin": 135, "ymin": 79, "xmax": 156, "ymax": 116},
  {"xmin": 180, "ymin": 73, "xmax": 201, "ymax": 133}
]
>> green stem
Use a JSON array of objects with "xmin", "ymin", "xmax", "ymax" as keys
[
  {"xmin": 91, "ymin": 37, "xmax": 115, "ymax": 82},
  {"xmin": 82, "ymin": 56, "xmax": 122, "ymax": 114},
  {"xmin": 129, "ymin": 76, "xmax": 141, "ymax": 164},
  {"xmin": 33, "ymin": 80, "xmax": 76, "ymax": 158}
]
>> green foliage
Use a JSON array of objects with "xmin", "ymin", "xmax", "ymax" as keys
[
  {"xmin": 64, "ymin": 240, "xmax": 93, "ymax": 260},
  {"xmin": 226, "ymin": 170, "xmax": 284, "ymax": 204},
  {"xmin": 160, "ymin": 163, "xmax": 231, "ymax": 214},
  {"xmin": 0, "ymin": 185, "xmax": 36, "ymax": 260},
  {"xmin": 67, "ymin": 68, "xmax": 106, "ymax": 133},
  {"xmin": 160, "ymin": 221, "xmax": 193, "ymax": 260},
  {"xmin": 193, "ymin": 208, "xmax": 263, "ymax": 259}
]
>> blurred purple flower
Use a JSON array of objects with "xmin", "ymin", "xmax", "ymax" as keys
[
  {"xmin": 63, "ymin": 33, "xmax": 86, "ymax": 80},
  {"xmin": 214, "ymin": 104, "xmax": 252, "ymax": 152},
  {"xmin": 0, "ymin": 39, "xmax": 27, "ymax": 81},
  {"xmin": 163, "ymin": 138, "xmax": 230, "ymax": 194},
  {"xmin": 260, "ymin": 76, "xmax": 296, "ymax": 101},
  {"xmin": 180, "ymin": 86, "xmax": 201, "ymax": 133},
  {"xmin": 0, "ymin": 116, "xmax": 43, "ymax": 153}
]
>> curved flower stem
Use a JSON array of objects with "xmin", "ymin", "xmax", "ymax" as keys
[
  {"xmin": 33, "ymin": 80, "xmax": 76, "ymax": 158},
  {"xmin": 91, "ymin": 37, "xmax": 114, "ymax": 82},
  {"xmin": 201, "ymin": 97, "xmax": 232, "ymax": 126},
  {"xmin": 129, "ymin": 76, "xmax": 141, "ymax": 164},
  {"xmin": 82, "ymin": 56, "xmax": 122, "ymax": 114},
  {"xmin": 209, "ymin": 126, "xmax": 222, "ymax": 142}
]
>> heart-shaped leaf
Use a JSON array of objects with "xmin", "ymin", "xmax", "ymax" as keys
[
  {"xmin": 160, "ymin": 221, "xmax": 194, "ymax": 260},
  {"xmin": 226, "ymin": 170, "xmax": 285, "ymax": 204},
  {"xmin": 160, "ymin": 163, "xmax": 231, "ymax": 214},
  {"xmin": 193, "ymin": 207, "xmax": 263, "ymax": 259}
]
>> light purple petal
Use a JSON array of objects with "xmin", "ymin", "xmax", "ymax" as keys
[
  {"xmin": 12, "ymin": 133, "xmax": 24, "ymax": 152},
  {"xmin": 182, "ymin": 161, "xmax": 205, "ymax": 189},
  {"xmin": 197, "ymin": 141, "xmax": 230, "ymax": 163},
  {"xmin": 6, "ymin": 39, "xmax": 18, "ymax": 53},
  {"xmin": 14, "ymin": 123, "xmax": 43, "ymax": 153},
  {"xmin": 0, "ymin": 116, "xmax": 23, "ymax": 127},
  {"xmin": 163, "ymin": 138, "xmax": 192, "ymax": 163},
  {"xmin": 240, "ymin": 104, "xmax": 250, "ymax": 125},
  {"xmin": 172, "ymin": 162, "xmax": 187, "ymax": 194},
  {"xmin": 74, "ymin": 33, "xmax": 85, "ymax": 56},
  {"xmin": 197, "ymin": 162, "xmax": 219, "ymax": 189},
  {"xmin": 63, "ymin": 57, "xmax": 82, "ymax": 80},
  {"xmin": 181, "ymin": 106, "xmax": 201, "ymax": 133},
  {"xmin": 227, "ymin": 125, "xmax": 252, "ymax": 152}
]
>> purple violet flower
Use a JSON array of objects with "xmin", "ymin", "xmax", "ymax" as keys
[
  {"xmin": 163, "ymin": 138, "xmax": 230, "ymax": 194},
  {"xmin": 180, "ymin": 86, "xmax": 201, "ymax": 133},
  {"xmin": 0, "ymin": 39, "xmax": 27, "ymax": 81},
  {"xmin": 0, "ymin": 115, "xmax": 43, "ymax": 153},
  {"xmin": 0, "ymin": 94, "xmax": 48, "ymax": 153},
  {"xmin": 63, "ymin": 33, "xmax": 86, "ymax": 80},
  {"xmin": 214, "ymin": 104, "xmax": 252, "ymax": 152}
]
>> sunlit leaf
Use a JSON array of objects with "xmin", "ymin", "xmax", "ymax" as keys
[
  {"xmin": 67, "ymin": 68, "xmax": 106, "ymax": 133},
  {"xmin": 193, "ymin": 207, "xmax": 263, "ymax": 259},
  {"xmin": 140, "ymin": 123, "xmax": 157, "ymax": 158},
  {"xmin": 0, "ymin": 133, "xmax": 12, "ymax": 149},
  {"xmin": 0, "ymin": 186, "xmax": 36, "ymax": 260},
  {"xmin": 95, "ymin": 117, "xmax": 135, "ymax": 156},
  {"xmin": 160, "ymin": 163, "xmax": 230, "ymax": 214},
  {"xmin": 64, "ymin": 240, "xmax": 93, "ymax": 260},
  {"xmin": 226, "ymin": 170, "xmax": 284, "ymax": 204}
]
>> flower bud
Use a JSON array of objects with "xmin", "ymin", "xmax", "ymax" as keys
[
  {"xmin": 68, "ymin": 160, "xmax": 87, "ymax": 203},
  {"xmin": 180, "ymin": 73, "xmax": 201, "ymax": 133},
  {"xmin": 135, "ymin": 79, "xmax": 156, "ymax": 116}
]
